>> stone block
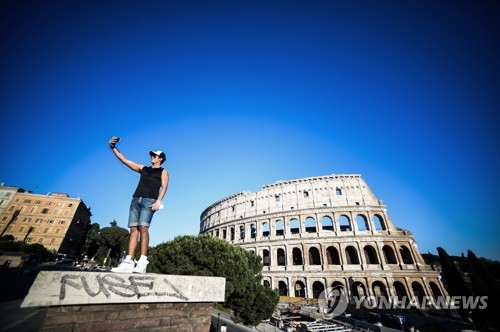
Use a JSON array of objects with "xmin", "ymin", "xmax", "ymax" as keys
[{"xmin": 21, "ymin": 271, "xmax": 225, "ymax": 307}]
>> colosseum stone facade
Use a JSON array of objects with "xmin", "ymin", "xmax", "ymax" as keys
[{"xmin": 199, "ymin": 174, "xmax": 447, "ymax": 302}]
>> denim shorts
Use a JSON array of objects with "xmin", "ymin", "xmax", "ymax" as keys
[{"xmin": 128, "ymin": 197, "xmax": 156, "ymax": 227}]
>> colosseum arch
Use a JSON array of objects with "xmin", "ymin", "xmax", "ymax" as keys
[
  {"xmin": 250, "ymin": 223, "xmax": 256, "ymax": 239},
  {"xmin": 373, "ymin": 214, "xmax": 386, "ymax": 231},
  {"xmin": 199, "ymin": 174, "xmax": 448, "ymax": 301},
  {"xmin": 330, "ymin": 281, "xmax": 345, "ymax": 293},
  {"xmin": 400, "ymin": 245, "xmax": 414, "ymax": 264},
  {"xmin": 275, "ymin": 219, "xmax": 284, "ymax": 236},
  {"xmin": 292, "ymin": 247, "xmax": 303, "ymax": 265},
  {"xmin": 356, "ymin": 214, "xmax": 369, "ymax": 231},
  {"xmin": 305, "ymin": 217, "xmax": 317, "ymax": 233},
  {"xmin": 393, "ymin": 281, "xmax": 409, "ymax": 306},
  {"xmin": 382, "ymin": 245, "xmax": 398, "ymax": 264},
  {"xmin": 262, "ymin": 221, "xmax": 270, "ymax": 237},
  {"xmin": 372, "ymin": 281, "xmax": 389, "ymax": 298},
  {"xmin": 339, "ymin": 215, "xmax": 352, "ymax": 232},
  {"xmin": 312, "ymin": 281, "xmax": 325, "ymax": 298},
  {"xmin": 277, "ymin": 248, "xmax": 286, "ymax": 266},
  {"xmin": 290, "ymin": 218, "xmax": 300, "ymax": 234},
  {"xmin": 321, "ymin": 216, "xmax": 334, "ymax": 231},
  {"xmin": 308, "ymin": 247, "xmax": 321, "ymax": 265},
  {"xmin": 345, "ymin": 246, "xmax": 360, "ymax": 264},
  {"xmin": 239, "ymin": 225, "xmax": 245, "ymax": 240},
  {"xmin": 262, "ymin": 249, "xmax": 271, "ymax": 266},
  {"xmin": 411, "ymin": 281, "xmax": 426, "ymax": 303},
  {"xmin": 351, "ymin": 281, "xmax": 367, "ymax": 297},
  {"xmin": 278, "ymin": 281, "xmax": 288, "ymax": 296},
  {"xmin": 429, "ymin": 281, "xmax": 443, "ymax": 300},
  {"xmin": 326, "ymin": 246, "xmax": 341, "ymax": 265},
  {"xmin": 294, "ymin": 280, "xmax": 306, "ymax": 297},
  {"xmin": 363, "ymin": 245, "xmax": 379, "ymax": 264}
]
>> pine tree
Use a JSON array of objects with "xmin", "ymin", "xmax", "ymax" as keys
[{"xmin": 148, "ymin": 235, "xmax": 279, "ymax": 326}]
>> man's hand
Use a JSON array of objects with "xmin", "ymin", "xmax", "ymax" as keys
[
  {"xmin": 150, "ymin": 201, "xmax": 163, "ymax": 211},
  {"xmin": 109, "ymin": 136, "xmax": 120, "ymax": 149}
]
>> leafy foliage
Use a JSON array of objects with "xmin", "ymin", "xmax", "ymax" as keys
[
  {"xmin": 95, "ymin": 221, "xmax": 129, "ymax": 263},
  {"xmin": 0, "ymin": 235, "xmax": 52, "ymax": 261},
  {"xmin": 149, "ymin": 235, "xmax": 279, "ymax": 325},
  {"xmin": 82, "ymin": 222, "xmax": 100, "ymax": 258}
]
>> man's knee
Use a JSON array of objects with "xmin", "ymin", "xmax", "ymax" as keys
[{"xmin": 138, "ymin": 225, "xmax": 149, "ymax": 233}]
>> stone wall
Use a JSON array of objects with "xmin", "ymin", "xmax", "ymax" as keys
[
  {"xmin": 42, "ymin": 302, "xmax": 212, "ymax": 332},
  {"xmin": 22, "ymin": 271, "xmax": 226, "ymax": 332}
]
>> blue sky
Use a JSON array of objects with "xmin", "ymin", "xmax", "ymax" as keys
[{"xmin": 1, "ymin": 0, "xmax": 499, "ymax": 260}]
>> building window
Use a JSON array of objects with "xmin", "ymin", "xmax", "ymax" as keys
[
  {"xmin": 336, "ymin": 188, "xmax": 342, "ymax": 195},
  {"xmin": 24, "ymin": 199, "xmax": 31, "ymax": 203},
  {"xmin": 43, "ymin": 228, "xmax": 49, "ymax": 234},
  {"xmin": 8, "ymin": 206, "xmax": 15, "ymax": 211},
  {"xmin": 46, "ymin": 201, "xmax": 52, "ymax": 205},
  {"xmin": 304, "ymin": 191, "xmax": 309, "ymax": 198},
  {"xmin": 42, "ymin": 208, "xmax": 49, "ymax": 214},
  {"xmin": 275, "ymin": 195, "xmax": 280, "ymax": 202},
  {"xmin": 36, "ymin": 219, "xmax": 42, "ymax": 224},
  {"xmin": 19, "ymin": 226, "xmax": 25, "ymax": 232},
  {"xmin": 23, "ymin": 217, "xmax": 31, "ymax": 223},
  {"xmin": 48, "ymin": 219, "xmax": 54, "ymax": 224},
  {"xmin": 68, "ymin": 203, "xmax": 73, "ymax": 207},
  {"xmin": 30, "ymin": 207, "xmax": 37, "ymax": 213},
  {"xmin": 35, "ymin": 200, "xmax": 41, "ymax": 205},
  {"xmin": 59, "ymin": 220, "xmax": 65, "ymax": 225}
]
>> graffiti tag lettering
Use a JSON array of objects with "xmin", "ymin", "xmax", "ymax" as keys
[{"xmin": 60, "ymin": 274, "xmax": 189, "ymax": 301}]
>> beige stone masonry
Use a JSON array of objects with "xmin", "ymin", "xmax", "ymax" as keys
[{"xmin": 21, "ymin": 271, "xmax": 225, "ymax": 307}]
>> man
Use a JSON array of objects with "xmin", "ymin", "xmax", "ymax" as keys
[{"xmin": 108, "ymin": 136, "xmax": 169, "ymax": 273}]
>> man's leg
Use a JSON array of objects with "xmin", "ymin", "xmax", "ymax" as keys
[
  {"xmin": 111, "ymin": 227, "xmax": 138, "ymax": 273},
  {"xmin": 128, "ymin": 227, "xmax": 139, "ymax": 258},
  {"xmin": 133, "ymin": 226, "xmax": 150, "ymax": 273},
  {"xmin": 138, "ymin": 225, "xmax": 149, "ymax": 256}
]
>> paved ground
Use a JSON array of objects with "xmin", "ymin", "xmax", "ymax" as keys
[{"xmin": 0, "ymin": 266, "xmax": 44, "ymax": 332}]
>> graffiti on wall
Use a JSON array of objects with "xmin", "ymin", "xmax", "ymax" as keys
[{"xmin": 60, "ymin": 274, "xmax": 190, "ymax": 301}]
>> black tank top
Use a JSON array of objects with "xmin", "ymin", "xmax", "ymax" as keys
[{"xmin": 132, "ymin": 166, "xmax": 163, "ymax": 199}]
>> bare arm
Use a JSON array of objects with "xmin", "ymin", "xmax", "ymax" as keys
[{"xmin": 109, "ymin": 137, "xmax": 144, "ymax": 172}]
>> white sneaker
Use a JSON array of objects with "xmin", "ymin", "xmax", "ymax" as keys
[
  {"xmin": 111, "ymin": 258, "xmax": 135, "ymax": 273},
  {"xmin": 133, "ymin": 258, "xmax": 149, "ymax": 274}
]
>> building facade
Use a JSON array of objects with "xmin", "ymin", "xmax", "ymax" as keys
[
  {"xmin": 199, "ymin": 174, "xmax": 447, "ymax": 301},
  {"xmin": 0, "ymin": 184, "xmax": 92, "ymax": 257}
]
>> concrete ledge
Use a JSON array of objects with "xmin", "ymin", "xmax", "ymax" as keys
[{"xmin": 21, "ymin": 271, "xmax": 225, "ymax": 307}]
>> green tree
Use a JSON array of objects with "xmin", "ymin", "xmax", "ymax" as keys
[
  {"xmin": 437, "ymin": 247, "xmax": 471, "ymax": 298},
  {"xmin": 467, "ymin": 250, "xmax": 499, "ymax": 294},
  {"xmin": 149, "ymin": 235, "xmax": 279, "ymax": 325},
  {"xmin": 82, "ymin": 222, "xmax": 100, "ymax": 258},
  {"xmin": 467, "ymin": 250, "xmax": 500, "ymax": 330},
  {"xmin": 95, "ymin": 220, "xmax": 129, "ymax": 265}
]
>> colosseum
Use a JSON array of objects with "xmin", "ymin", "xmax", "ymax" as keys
[{"xmin": 199, "ymin": 174, "xmax": 447, "ymax": 303}]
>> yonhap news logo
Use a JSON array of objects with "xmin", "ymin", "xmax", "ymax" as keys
[
  {"xmin": 317, "ymin": 286, "xmax": 349, "ymax": 319},
  {"xmin": 317, "ymin": 287, "xmax": 488, "ymax": 318}
]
